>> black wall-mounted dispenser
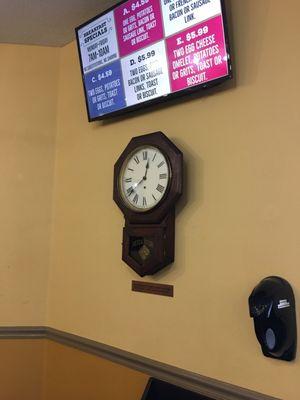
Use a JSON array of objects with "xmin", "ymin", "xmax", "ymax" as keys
[{"xmin": 249, "ymin": 276, "xmax": 297, "ymax": 361}]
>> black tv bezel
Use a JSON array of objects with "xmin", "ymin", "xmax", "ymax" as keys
[
  {"xmin": 141, "ymin": 378, "xmax": 214, "ymax": 400},
  {"xmin": 75, "ymin": 0, "xmax": 232, "ymax": 122}
]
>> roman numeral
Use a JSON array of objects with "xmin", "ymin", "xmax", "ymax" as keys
[
  {"xmin": 152, "ymin": 153, "xmax": 157, "ymax": 161},
  {"xmin": 133, "ymin": 155, "xmax": 140, "ymax": 164},
  {"xmin": 125, "ymin": 178, "xmax": 132, "ymax": 183},
  {"xmin": 143, "ymin": 196, "xmax": 147, "ymax": 206},
  {"xmin": 143, "ymin": 151, "xmax": 148, "ymax": 161},
  {"xmin": 157, "ymin": 161, "xmax": 165, "ymax": 168},
  {"xmin": 128, "ymin": 168, "xmax": 134, "ymax": 172},
  {"xmin": 159, "ymin": 173, "xmax": 167, "ymax": 180},
  {"xmin": 127, "ymin": 187, "xmax": 134, "ymax": 196},
  {"xmin": 156, "ymin": 184, "xmax": 165, "ymax": 193},
  {"xmin": 133, "ymin": 193, "xmax": 139, "ymax": 204}
]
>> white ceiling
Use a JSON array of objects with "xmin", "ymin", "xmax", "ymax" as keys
[{"xmin": 0, "ymin": 0, "xmax": 118, "ymax": 47}]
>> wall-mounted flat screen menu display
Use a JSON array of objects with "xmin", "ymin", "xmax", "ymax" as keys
[{"xmin": 76, "ymin": 0, "xmax": 232, "ymax": 121}]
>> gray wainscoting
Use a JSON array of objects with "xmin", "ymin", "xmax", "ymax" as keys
[{"xmin": 0, "ymin": 326, "xmax": 280, "ymax": 400}]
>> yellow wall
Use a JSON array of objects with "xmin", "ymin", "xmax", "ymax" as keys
[
  {"xmin": 0, "ymin": 44, "xmax": 59, "ymax": 325},
  {"xmin": 0, "ymin": 340, "xmax": 45, "ymax": 400},
  {"xmin": 1, "ymin": 1, "xmax": 300, "ymax": 399},
  {"xmin": 43, "ymin": 340, "xmax": 148, "ymax": 400},
  {"xmin": 46, "ymin": 1, "xmax": 300, "ymax": 399},
  {"xmin": 0, "ymin": 339, "xmax": 147, "ymax": 400}
]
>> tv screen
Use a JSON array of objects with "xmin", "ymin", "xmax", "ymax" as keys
[{"xmin": 76, "ymin": 0, "xmax": 232, "ymax": 121}]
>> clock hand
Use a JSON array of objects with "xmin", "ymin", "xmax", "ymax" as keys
[
  {"xmin": 126, "ymin": 161, "xmax": 149, "ymax": 197},
  {"xmin": 144, "ymin": 160, "xmax": 149, "ymax": 179},
  {"xmin": 135, "ymin": 177, "xmax": 144, "ymax": 188},
  {"xmin": 127, "ymin": 177, "xmax": 144, "ymax": 197}
]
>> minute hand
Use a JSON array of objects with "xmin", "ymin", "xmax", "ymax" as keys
[
  {"xmin": 126, "ymin": 178, "xmax": 143, "ymax": 197},
  {"xmin": 144, "ymin": 160, "xmax": 149, "ymax": 179},
  {"xmin": 134, "ymin": 177, "xmax": 144, "ymax": 189}
]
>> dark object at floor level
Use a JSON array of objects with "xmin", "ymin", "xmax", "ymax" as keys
[{"xmin": 141, "ymin": 378, "xmax": 214, "ymax": 400}]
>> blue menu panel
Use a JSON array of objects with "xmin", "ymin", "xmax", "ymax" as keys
[{"xmin": 84, "ymin": 60, "xmax": 126, "ymax": 119}]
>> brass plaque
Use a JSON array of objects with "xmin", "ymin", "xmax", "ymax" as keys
[{"xmin": 132, "ymin": 281, "xmax": 174, "ymax": 297}]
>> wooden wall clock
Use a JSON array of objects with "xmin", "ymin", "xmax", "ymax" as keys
[{"xmin": 113, "ymin": 131, "xmax": 183, "ymax": 277}]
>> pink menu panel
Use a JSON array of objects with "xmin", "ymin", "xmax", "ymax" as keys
[
  {"xmin": 166, "ymin": 15, "xmax": 228, "ymax": 93},
  {"xmin": 114, "ymin": 0, "xmax": 164, "ymax": 57}
]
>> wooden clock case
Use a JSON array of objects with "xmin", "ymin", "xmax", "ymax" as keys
[{"xmin": 113, "ymin": 131, "xmax": 183, "ymax": 277}]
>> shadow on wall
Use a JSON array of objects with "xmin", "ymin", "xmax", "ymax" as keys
[
  {"xmin": 228, "ymin": 0, "xmax": 271, "ymax": 87},
  {"xmin": 152, "ymin": 137, "xmax": 204, "ymax": 282},
  {"xmin": 99, "ymin": 79, "xmax": 235, "ymax": 128}
]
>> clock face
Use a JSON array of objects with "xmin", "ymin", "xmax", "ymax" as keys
[{"xmin": 119, "ymin": 146, "xmax": 171, "ymax": 212}]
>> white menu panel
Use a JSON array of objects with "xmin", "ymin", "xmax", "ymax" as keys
[
  {"xmin": 77, "ymin": 11, "xmax": 119, "ymax": 74},
  {"xmin": 121, "ymin": 40, "xmax": 171, "ymax": 107},
  {"xmin": 161, "ymin": 0, "xmax": 221, "ymax": 37}
]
